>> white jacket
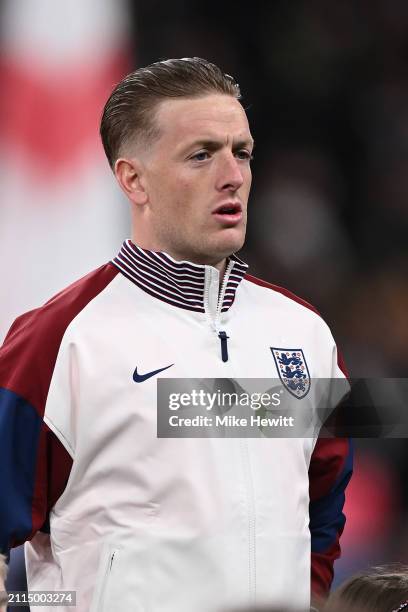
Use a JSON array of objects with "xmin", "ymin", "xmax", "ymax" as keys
[{"xmin": 0, "ymin": 240, "xmax": 352, "ymax": 611}]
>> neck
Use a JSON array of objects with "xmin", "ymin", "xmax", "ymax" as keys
[{"xmin": 215, "ymin": 259, "xmax": 227, "ymax": 282}]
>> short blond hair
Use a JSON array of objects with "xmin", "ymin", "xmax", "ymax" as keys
[{"xmin": 100, "ymin": 57, "xmax": 241, "ymax": 168}]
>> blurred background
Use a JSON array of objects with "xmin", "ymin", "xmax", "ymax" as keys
[{"xmin": 1, "ymin": 0, "xmax": 407, "ymax": 604}]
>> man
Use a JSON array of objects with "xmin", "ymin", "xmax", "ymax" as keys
[{"xmin": 0, "ymin": 58, "xmax": 352, "ymax": 611}]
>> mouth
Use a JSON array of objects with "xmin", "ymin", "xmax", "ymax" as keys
[{"xmin": 212, "ymin": 202, "xmax": 243, "ymax": 225}]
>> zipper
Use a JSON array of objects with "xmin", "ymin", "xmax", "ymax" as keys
[
  {"xmin": 218, "ymin": 330, "xmax": 229, "ymax": 362},
  {"xmin": 214, "ymin": 259, "xmax": 233, "ymax": 331},
  {"xmin": 208, "ymin": 259, "xmax": 233, "ymax": 362},
  {"xmin": 239, "ymin": 439, "xmax": 256, "ymax": 607},
  {"xmin": 108, "ymin": 550, "xmax": 116, "ymax": 571},
  {"xmin": 93, "ymin": 548, "xmax": 118, "ymax": 612}
]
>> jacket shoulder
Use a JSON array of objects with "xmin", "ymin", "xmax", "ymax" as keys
[
  {"xmin": 0, "ymin": 262, "xmax": 118, "ymax": 412},
  {"xmin": 244, "ymin": 273, "xmax": 321, "ymax": 317},
  {"xmin": 244, "ymin": 273, "xmax": 348, "ymax": 376}
]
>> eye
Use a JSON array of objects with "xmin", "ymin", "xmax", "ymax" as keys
[
  {"xmin": 190, "ymin": 150, "xmax": 210, "ymax": 162},
  {"xmin": 235, "ymin": 150, "xmax": 254, "ymax": 161}
]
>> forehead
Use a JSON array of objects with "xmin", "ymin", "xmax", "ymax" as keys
[{"xmin": 153, "ymin": 94, "xmax": 252, "ymax": 144}]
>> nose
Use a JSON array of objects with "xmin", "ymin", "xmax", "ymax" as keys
[{"xmin": 215, "ymin": 152, "xmax": 245, "ymax": 192}]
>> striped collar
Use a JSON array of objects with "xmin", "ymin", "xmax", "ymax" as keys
[{"xmin": 112, "ymin": 239, "xmax": 248, "ymax": 313}]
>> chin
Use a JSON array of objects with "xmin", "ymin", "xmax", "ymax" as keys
[{"xmin": 214, "ymin": 231, "xmax": 246, "ymax": 258}]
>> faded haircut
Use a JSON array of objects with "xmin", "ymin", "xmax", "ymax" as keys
[{"xmin": 100, "ymin": 57, "xmax": 241, "ymax": 168}]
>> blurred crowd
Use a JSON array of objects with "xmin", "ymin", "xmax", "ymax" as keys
[{"xmin": 136, "ymin": 0, "xmax": 408, "ymax": 586}]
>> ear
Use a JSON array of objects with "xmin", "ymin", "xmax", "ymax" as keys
[{"xmin": 114, "ymin": 157, "xmax": 148, "ymax": 206}]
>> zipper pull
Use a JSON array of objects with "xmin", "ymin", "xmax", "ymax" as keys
[{"xmin": 218, "ymin": 330, "xmax": 229, "ymax": 363}]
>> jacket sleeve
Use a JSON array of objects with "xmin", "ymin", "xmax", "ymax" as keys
[
  {"xmin": 0, "ymin": 310, "xmax": 73, "ymax": 555},
  {"xmin": 309, "ymin": 341, "xmax": 353, "ymax": 599},
  {"xmin": 0, "ymin": 263, "xmax": 118, "ymax": 556},
  {"xmin": 309, "ymin": 434, "xmax": 353, "ymax": 598}
]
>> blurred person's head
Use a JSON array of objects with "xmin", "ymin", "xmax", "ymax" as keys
[
  {"xmin": 0, "ymin": 554, "xmax": 8, "ymax": 612},
  {"xmin": 324, "ymin": 564, "xmax": 408, "ymax": 612},
  {"xmin": 100, "ymin": 57, "xmax": 254, "ymax": 269}
]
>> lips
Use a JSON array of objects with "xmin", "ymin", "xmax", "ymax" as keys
[
  {"xmin": 213, "ymin": 202, "xmax": 242, "ymax": 215},
  {"xmin": 212, "ymin": 202, "xmax": 243, "ymax": 226}
]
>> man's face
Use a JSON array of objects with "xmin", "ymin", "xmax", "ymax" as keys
[{"xmin": 139, "ymin": 93, "xmax": 253, "ymax": 265}]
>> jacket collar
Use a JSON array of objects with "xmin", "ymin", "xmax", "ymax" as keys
[{"xmin": 112, "ymin": 239, "xmax": 248, "ymax": 313}]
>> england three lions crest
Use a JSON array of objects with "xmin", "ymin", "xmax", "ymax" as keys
[{"xmin": 271, "ymin": 348, "xmax": 311, "ymax": 399}]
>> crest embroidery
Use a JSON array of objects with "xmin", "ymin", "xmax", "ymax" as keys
[{"xmin": 271, "ymin": 348, "xmax": 311, "ymax": 399}]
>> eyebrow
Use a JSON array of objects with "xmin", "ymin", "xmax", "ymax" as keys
[{"xmin": 182, "ymin": 138, "xmax": 255, "ymax": 154}]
